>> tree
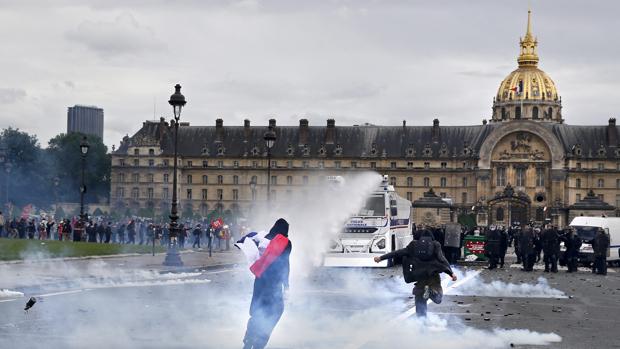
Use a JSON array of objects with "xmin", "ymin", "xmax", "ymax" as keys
[
  {"xmin": 0, "ymin": 127, "xmax": 46, "ymax": 207},
  {"xmin": 47, "ymin": 132, "xmax": 110, "ymax": 205}
]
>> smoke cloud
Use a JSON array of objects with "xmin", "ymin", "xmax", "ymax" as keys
[
  {"xmin": 446, "ymin": 271, "xmax": 567, "ymax": 298},
  {"xmin": 0, "ymin": 172, "xmax": 563, "ymax": 348}
]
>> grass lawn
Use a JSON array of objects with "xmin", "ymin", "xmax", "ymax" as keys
[{"xmin": 0, "ymin": 238, "xmax": 165, "ymax": 261}]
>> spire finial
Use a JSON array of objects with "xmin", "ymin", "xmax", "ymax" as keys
[{"xmin": 517, "ymin": 9, "xmax": 539, "ymax": 67}]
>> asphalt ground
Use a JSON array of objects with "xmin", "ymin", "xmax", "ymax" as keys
[{"xmin": 0, "ymin": 253, "xmax": 618, "ymax": 349}]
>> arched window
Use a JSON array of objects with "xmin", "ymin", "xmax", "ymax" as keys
[
  {"xmin": 501, "ymin": 107, "xmax": 506, "ymax": 120},
  {"xmin": 515, "ymin": 106, "xmax": 521, "ymax": 119},
  {"xmin": 423, "ymin": 177, "xmax": 430, "ymax": 187},
  {"xmin": 548, "ymin": 107, "xmax": 553, "ymax": 119},
  {"xmin": 440, "ymin": 177, "xmax": 447, "ymax": 187},
  {"xmin": 390, "ymin": 177, "xmax": 396, "ymax": 186},
  {"xmin": 217, "ymin": 175, "xmax": 223, "ymax": 184},
  {"xmin": 233, "ymin": 175, "xmax": 239, "ymax": 185},
  {"xmin": 496, "ymin": 207, "xmax": 504, "ymax": 221},
  {"xmin": 532, "ymin": 106, "xmax": 539, "ymax": 119},
  {"xmin": 598, "ymin": 178, "xmax": 604, "ymax": 188},
  {"xmin": 576, "ymin": 178, "xmax": 581, "ymax": 188},
  {"xmin": 407, "ymin": 177, "xmax": 413, "ymax": 187}
]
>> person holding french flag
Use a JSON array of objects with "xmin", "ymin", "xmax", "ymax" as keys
[{"xmin": 241, "ymin": 218, "xmax": 292, "ymax": 349}]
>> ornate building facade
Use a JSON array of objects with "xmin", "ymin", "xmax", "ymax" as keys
[{"xmin": 110, "ymin": 11, "xmax": 620, "ymax": 227}]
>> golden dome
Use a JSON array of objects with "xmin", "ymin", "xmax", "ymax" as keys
[{"xmin": 495, "ymin": 10, "xmax": 560, "ymax": 103}]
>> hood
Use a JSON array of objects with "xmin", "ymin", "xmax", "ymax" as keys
[{"xmin": 265, "ymin": 218, "xmax": 289, "ymax": 240}]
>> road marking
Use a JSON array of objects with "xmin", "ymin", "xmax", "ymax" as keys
[
  {"xmin": 37, "ymin": 289, "xmax": 86, "ymax": 298},
  {"xmin": 344, "ymin": 270, "xmax": 481, "ymax": 349}
]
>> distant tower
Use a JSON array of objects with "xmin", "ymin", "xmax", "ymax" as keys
[{"xmin": 67, "ymin": 105, "xmax": 104, "ymax": 139}]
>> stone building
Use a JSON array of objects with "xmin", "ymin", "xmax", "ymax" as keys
[{"xmin": 110, "ymin": 11, "xmax": 618, "ymax": 226}]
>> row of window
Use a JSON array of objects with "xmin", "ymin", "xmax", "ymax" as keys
[
  {"xmin": 117, "ymin": 158, "xmax": 475, "ymax": 170},
  {"xmin": 116, "ymin": 186, "xmax": 471, "ymax": 204},
  {"xmin": 574, "ymin": 178, "xmax": 620, "ymax": 189},
  {"xmin": 496, "ymin": 167, "xmax": 545, "ymax": 187}
]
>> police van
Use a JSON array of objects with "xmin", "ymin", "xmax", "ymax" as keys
[
  {"xmin": 567, "ymin": 216, "xmax": 620, "ymax": 265},
  {"xmin": 323, "ymin": 175, "xmax": 413, "ymax": 267}
]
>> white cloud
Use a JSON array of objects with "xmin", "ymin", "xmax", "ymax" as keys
[{"xmin": 65, "ymin": 13, "xmax": 163, "ymax": 58}]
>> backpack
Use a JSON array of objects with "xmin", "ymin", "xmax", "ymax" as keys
[{"xmin": 414, "ymin": 236, "xmax": 435, "ymax": 261}]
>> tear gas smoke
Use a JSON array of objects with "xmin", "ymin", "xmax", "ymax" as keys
[
  {"xmin": 0, "ymin": 172, "xmax": 563, "ymax": 348},
  {"xmin": 446, "ymin": 270, "xmax": 567, "ymax": 298},
  {"xmin": 246, "ymin": 172, "xmax": 383, "ymax": 278},
  {"xmin": 0, "ymin": 289, "xmax": 24, "ymax": 298}
]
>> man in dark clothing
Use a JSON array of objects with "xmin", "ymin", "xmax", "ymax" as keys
[
  {"xmin": 513, "ymin": 227, "xmax": 523, "ymax": 264},
  {"xmin": 96, "ymin": 223, "xmax": 105, "ymax": 243},
  {"xmin": 520, "ymin": 226, "xmax": 536, "ymax": 271},
  {"xmin": 17, "ymin": 218, "xmax": 26, "ymax": 239},
  {"xmin": 87, "ymin": 223, "xmax": 98, "ymax": 243},
  {"xmin": 592, "ymin": 228, "xmax": 610, "ymax": 275},
  {"xmin": 498, "ymin": 227, "xmax": 508, "ymax": 268},
  {"xmin": 243, "ymin": 218, "xmax": 291, "ymax": 349},
  {"xmin": 117, "ymin": 223, "xmax": 126, "ymax": 244},
  {"xmin": 534, "ymin": 228, "xmax": 543, "ymax": 263},
  {"xmin": 485, "ymin": 227, "xmax": 501, "ymax": 270},
  {"xmin": 374, "ymin": 230, "xmax": 457, "ymax": 317},
  {"xmin": 104, "ymin": 222, "xmax": 112, "ymax": 243},
  {"xmin": 192, "ymin": 224, "xmax": 202, "ymax": 248},
  {"xmin": 127, "ymin": 220, "xmax": 136, "ymax": 244},
  {"xmin": 542, "ymin": 226, "xmax": 560, "ymax": 273},
  {"xmin": 562, "ymin": 229, "xmax": 581, "ymax": 273},
  {"xmin": 73, "ymin": 221, "xmax": 84, "ymax": 242},
  {"xmin": 27, "ymin": 220, "xmax": 36, "ymax": 239}
]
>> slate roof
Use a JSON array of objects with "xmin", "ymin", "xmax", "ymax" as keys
[
  {"xmin": 114, "ymin": 118, "xmax": 620, "ymax": 160},
  {"xmin": 568, "ymin": 190, "xmax": 616, "ymax": 211}
]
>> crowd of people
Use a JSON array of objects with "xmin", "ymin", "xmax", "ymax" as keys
[
  {"xmin": 0, "ymin": 210, "xmax": 243, "ymax": 254},
  {"xmin": 409, "ymin": 222, "xmax": 611, "ymax": 276}
]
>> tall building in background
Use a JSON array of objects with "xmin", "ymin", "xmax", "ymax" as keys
[{"xmin": 67, "ymin": 105, "xmax": 104, "ymax": 139}]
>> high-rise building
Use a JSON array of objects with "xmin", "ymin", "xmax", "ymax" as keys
[{"xmin": 67, "ymin": 105, "xmax": 104, "ymax": 139}]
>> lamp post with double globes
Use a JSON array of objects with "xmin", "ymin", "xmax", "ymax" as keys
[
  {"xmin": 163, "ymin": 84, "xmax": 187, "ymax": 267},
  {"xmin": 79, "ymin": 136, "xmax": 90, "ymax": 224},
  {"xmin": 263, "ymin": 127, "xmax": 276, "ymax": 204}
]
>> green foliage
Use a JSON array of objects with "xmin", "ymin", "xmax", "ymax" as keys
[
  {"xmin": 47, "ymin": 132, "xmax": 110, "ymax": 204},
  {"xmin": 0, "ymin": 128, "xmax": 110, "ymax": 209},
  {"xmin": 458, "ymin": 213, "xmax": 477, "ymax": 229},
  {"xmin": 0, "ymin": 127, "xmax": 46, "ymax": 207}
]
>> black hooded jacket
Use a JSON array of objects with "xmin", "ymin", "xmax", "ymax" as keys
[{"xmin": 378, "ymin": 230, "xmax": 454, "ymax": 277}]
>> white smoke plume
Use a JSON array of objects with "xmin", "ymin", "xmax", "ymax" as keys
[
  {"xmin": 0, "ymin": 171, "xmax": 564, "ymax": 348},
  {"xmin": 446, "ymin": 270, "xmax": 567, "ymax": 298},
  {"xmin": 0, "ymin": 289, "xmax": 24, "ymax": 298},
  {"xmin": 246, "ymin": 172, "xmax": 383, "ymax": 277}
]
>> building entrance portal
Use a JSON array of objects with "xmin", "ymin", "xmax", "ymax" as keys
[{"xmin": 488, "ymin": 184, "xmax": 531, "ymax": 226}]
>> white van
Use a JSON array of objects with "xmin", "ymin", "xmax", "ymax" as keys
[{"xmin": 568, "ymin": 216, "xmax": 620, "ymax": 265}]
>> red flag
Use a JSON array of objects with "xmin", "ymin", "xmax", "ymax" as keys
[
  {"xmin": 21, "ymin": 204, "xmax": 33, "ymax": 219},
  {"xmin": 250, "ymin": 234, "xmax": 290, "ymax": 278},
  {"xmin": 211, "ymin": 218, "xmax": 224, "ymax": 229}
]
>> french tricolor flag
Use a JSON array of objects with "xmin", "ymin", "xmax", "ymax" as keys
[{"xmin": 510, "ymin": 81, "xmax": 524, "ymax": 95}]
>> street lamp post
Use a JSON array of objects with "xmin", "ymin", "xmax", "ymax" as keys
[
  {"xmin": 0, "ymin": 147, "xmax": 5, "ymax": 206},
  {"xmin": 249, "ymin": 177, "xmax": 257, "ymax": 216},
  {"xmin": 79, "ymin": 137, "xmax": 90, "ymax": 224},
  {"xmin": 163, "ymin": 84, "xmax": 186, "ymax": 267},
  {"xmin": 263, "ymin": 127, "xmax": 276, "ymax": 204}
]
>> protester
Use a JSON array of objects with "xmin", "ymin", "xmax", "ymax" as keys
[
  {"xmin": 374, "ymin": 229, "xmax": 457, "ymax": 317},
  {"xmin": 485, "ymin": 226, "xmax": 501, "ymax": 270},
  {"xmin": 243, "ymin": 218, "xmax": 292, "ymax": 349},
  {"xmin": 562, "ymin": 228, "xmax": 581, "ymax": 273},
  {"xmin": 192, "ymin": 224, "xmax": 202, "ymax": 249},
  {"xmin": 520, "ymin": 225, "xmax": 536, "ymax": 271},
  {"xmin": 542, "ymin": 225, "xmax": 560, "ymax": 273},
  {"xmin": 592, "ymin": 228, "xmax": 610, "ymax": 275}
]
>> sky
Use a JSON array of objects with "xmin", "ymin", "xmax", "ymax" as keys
[{"xmin": 0, "ymin": 0, "xmax": 618, "ymax": 149}]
